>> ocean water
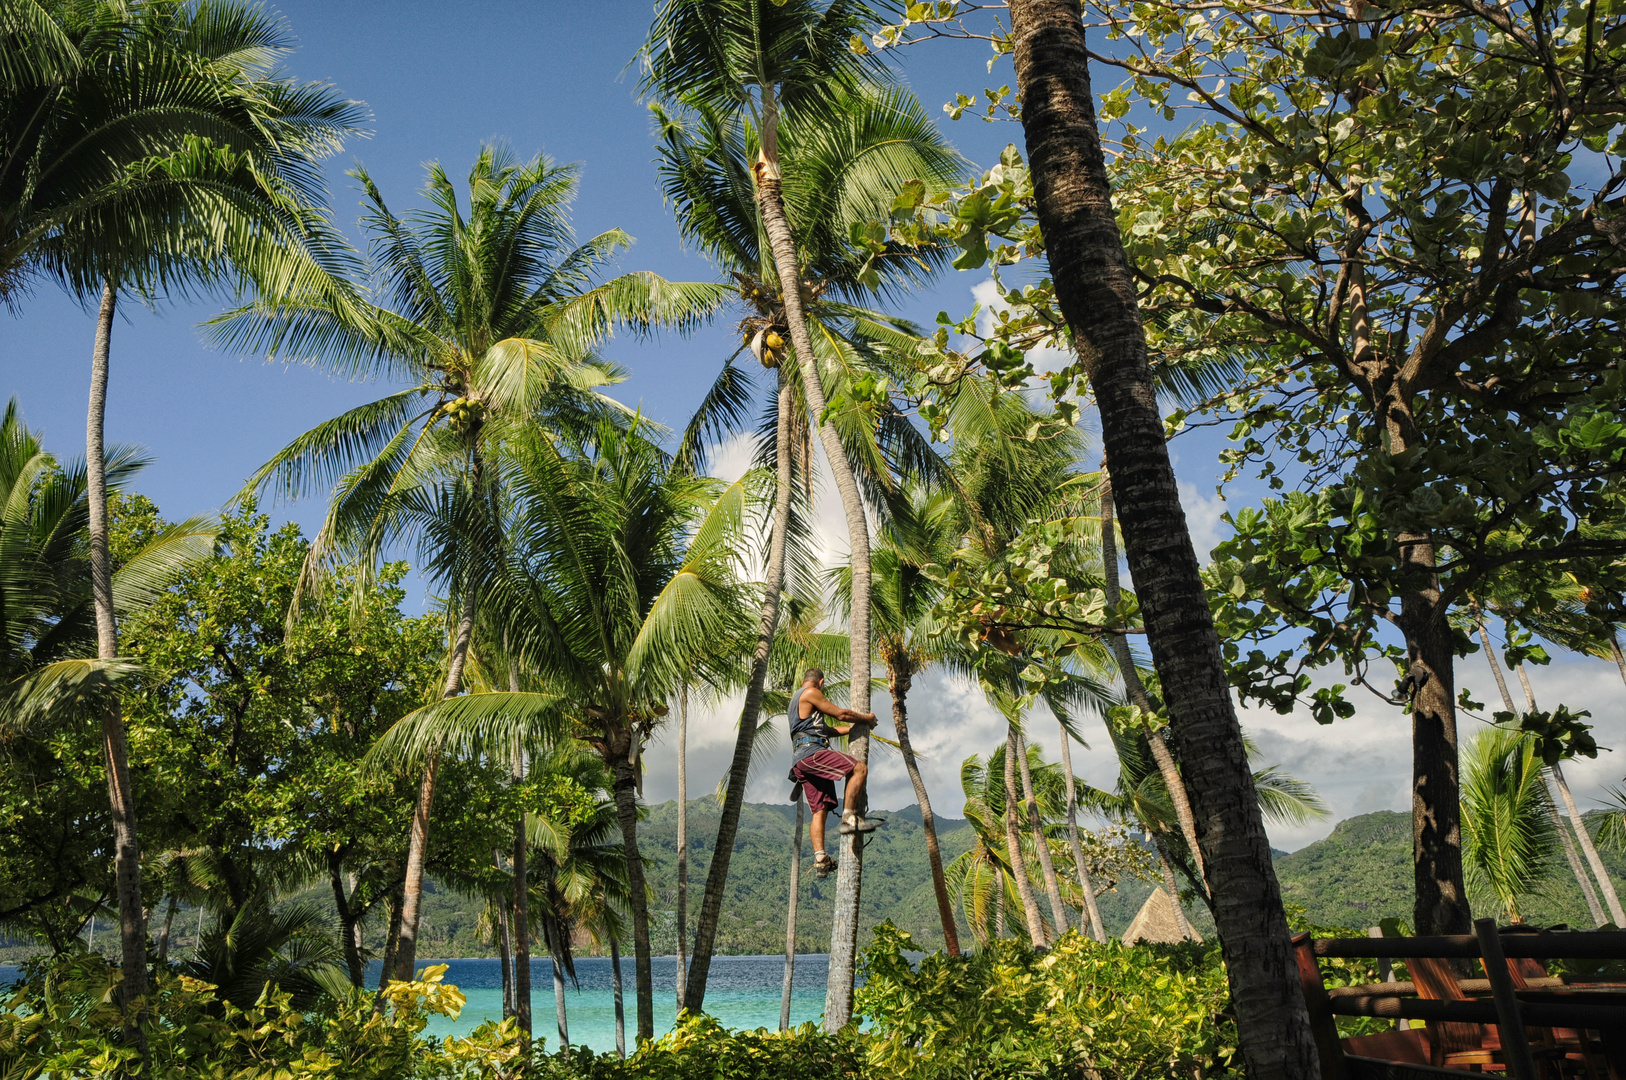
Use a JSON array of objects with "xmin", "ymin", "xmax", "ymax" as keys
[
  {"xmin": 412, "ymin": 954, "xmax": 832, "ymax": 1052},
  {"xmin": 2, "ymin": 955, "xmax": 837, "ymax": 1055}
]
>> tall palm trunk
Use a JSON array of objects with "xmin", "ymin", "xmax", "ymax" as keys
[
  {"xmin": 1513, "ymin": 663, "xmax": 1626, "ymax": 924},
  {"xmin": 888, "ymin": 659, "xmax": 960, "ymax": 955},
  {"xmin": 511, "ymin": 746, "xmax": 533, "ymax": 1046},
  {"xmin": 611, "ymin": 756, "xmax": 654, "ymax": 1042},
  {"xmin": 675, "ymin": 684, "xmax": 688, "ymax": 1010},
  {"xmin": 508, "ymin": 670, "xmax": 533, "ymax": 1047},
  {"xmin": 1005, "ymin": 4, "xmax": 1319, "ymax": 1075},
  {"xmin": 1017, "ymin": 731, "xmax": 1068, "ymax": 938},
  {"xmin": 394, "ymin": 589, "xmax": 477, "ymax": 981},
  {"xmin": 610, "ymin": 935, "xmax": 625, "ymax": 1059},
  {"xmin": 994, "ymin": 864, "xmax": 1006, "ymax": 939},
  {"xmin": 754, "ymin": 86, "xmax": 873, "ymax": 1032},
  {"xmin": 86, "ymin": 278, "xmax": 150, "ymax": 1038},
  {"xmin": 1100, "ymin": 478, "xmax": 1205, "ymax": 889},
  {"xmin": 1476, "ymin": 616, "xmax": 1605, "ymax": 925},
  {"xmin": 1055, "ymin": 717, "xmax": 1106, "ymax": 941},
  {"xmin": 1003, "ymin": 723, "xmax": 1046, "ymax": 942},
  {"xmin": 781, "ymin": 791, "xmax": 804, "ymax": 1031},
  {"xmin": 494, "ymin": 858, "xmax": 514, "ymax": 1019},
  {"xmin": 1611, "ymin": 636, "xmax": 1626, "ymax": 687},
  {"xmin": 376, "ymin": 883, "xmax": 403, "ymax": 1001},
  {"xmin": 684, "ymin": 372, "xmax": 795, "ymax": 1014}
]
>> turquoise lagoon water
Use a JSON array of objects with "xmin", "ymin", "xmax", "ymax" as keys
[{"xmin": 0, "ymin": 955, "xmax": 837, "ymax": 1056}]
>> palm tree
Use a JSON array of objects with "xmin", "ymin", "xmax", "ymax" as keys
[
  {"xmin": 226, "ymin": 147, "xmax": 723, "ymax": 985},
  {"xmin": 4, "ymin": 1, "xmax": 363, "ymax": 1017},
  {"xmin": 996, "ymin": 2, "xmax": 1324, "ymax": 1071},
  {"xmin": 1462, "ymin": 725, "xmax": 1559, "ymax": 923},
  {"xmin": 1469, "ymin": 605, "xmax": 1608, "ymax": 926},
  {"xmin": 649, "ymin": 75, "xmax": 961, "ymax": 1015},
  {"xmin": 642, "ymin": 0, "xmax": 921, "ymax": 1027},
  {"xmin": 486, "ymin": 419, "xmax": 754, "ymax": 1043}
]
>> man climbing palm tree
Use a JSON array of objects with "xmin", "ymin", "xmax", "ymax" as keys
[{"xmin": 787, "ymin": 668, "xmax": 880, "ymax": 877}]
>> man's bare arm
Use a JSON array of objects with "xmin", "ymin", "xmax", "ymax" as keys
[{"xmin": 803, "ymin": 686, "xmax": 879, "ymax": 729}]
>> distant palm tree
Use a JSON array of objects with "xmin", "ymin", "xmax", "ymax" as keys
[
  {"xmin": 227, "ymin": 147, "xmax": 724, "ymax": 984},
  {"xmin": 486, "ymin": 420, "xmax": 754, "ymax": 1043},
  {"xmin": 1462, "ymin": 725, "xmax": 1559, "ymax": 923}
]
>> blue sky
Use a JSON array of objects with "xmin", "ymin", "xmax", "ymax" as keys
[{"xmin": 5, "ymin": 2, "xmax": 1623, "ymax": 853}]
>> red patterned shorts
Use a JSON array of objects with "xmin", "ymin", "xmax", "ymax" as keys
[{"xmin": 789, "ymin": 748, "xmax": 856, "ymax": 815}]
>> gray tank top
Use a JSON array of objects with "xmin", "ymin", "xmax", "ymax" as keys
[{"xmin": 789, "ymin": 686, "xmax": 828, "ymax": 763}]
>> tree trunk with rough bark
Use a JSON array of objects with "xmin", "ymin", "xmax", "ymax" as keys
[
  {"xmin": 1398, "ymin": 536, "xmax": 1469, "ymax": 937},
  {"xmin": 373, "ymin": 883, "xmax": 404, "ymax": 1014},
  {"xmin": 395, "ymin": 592, "xmax": 478, "ymax": 981},
  {"xmin": 675, "ymin": 684, "xmax": 688, "ymax": 1010},
  {"xmin": 1612, "ymin": 636, "xmax": 1626, "ymax": 687},
  {"xmin": 888, "ymin": 661, "xmax": 960, "ymax": 955},
  {"xmin": 86, "ymin": 279, "xmax": 150, "ymax": 1048},
  {"xmin": 684, "ymin": 372, "xmax": 795, "ymax": 1014},
  {"xmin": 612, "ymin": 758, "xmax": 654, "ymax": 1042},
  {"xmin": 1017, "ymin": 731, "xmax": 1068, "ymax": 938},
  {"xmin": 1055, "ymin": 716, "xmax": 1106, "ymax": 941},
  {"xmin": 1004, "ymin": 723, "xmax": 1046, "ymax": 943},
  {"xmin": 781, "ymin": 791, "xmax": 804, "ymax": 1031},
  {"xmin": 1478, "ymin": 618, "xmax": 1606, "ymax": 925},
  {"xmin": 753, "ymin": 91, "xmax": 873, "ymax": 1030},
  {"xmin": 1006, "ymin": 4, "xmax": 1320, "ymax": 1075}
]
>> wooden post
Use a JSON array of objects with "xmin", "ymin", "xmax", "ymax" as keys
[
  {"xmin": 1369, "ymin": 926, "xmax": 1397, "ymax": 1032},
  {"xmin": 1473, "ymin": 919, "xmax": 1536, "ymax": 1080},
  {"xmin": 1292, "ymin": 932, "xmax": 1347, "ymax": 1080}
]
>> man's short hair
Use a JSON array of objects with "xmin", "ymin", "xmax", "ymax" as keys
[{"xmin": 803, "ymin": 667, "xmax": 825, "ymax": 684}]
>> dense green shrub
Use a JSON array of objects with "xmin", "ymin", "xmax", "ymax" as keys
[
  {"xmin": 0, "ymin": 954, "xmax": 523, "ymax": 1079},
  {"xmin": 532, "ymin": 1015, "xmax": 865, "ymax": 1080},
  {"xmin": 855, "ymin": 923, "xmax": 1237, "ymax": 1080}
]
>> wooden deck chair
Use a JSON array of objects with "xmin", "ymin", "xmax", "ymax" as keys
[
  {"xmin": 1501, "ymin": 952, "xmax": 1604, "ymax": 1080},
  {"xmin": 1407, "ymin": 954, "xmax": 1505, "ymax": 1071}
]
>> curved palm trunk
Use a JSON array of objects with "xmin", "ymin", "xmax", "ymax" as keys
[
  {"xmin": 1100, "ymin": 478, "xmax": 1206, "ymax": 890},
  {"xmin": 394, "ymin": 590, "xmax": 477, "ymax": 982},
  {"xmin": 611, "ymin": 756, "xmax": 654, "ymax": 1043},
  {"xmin": 1017, "ymin": 731, "xmax": 1068, "ymax": 939},
  {"xmin": 86, "ymin": 279, "xmax": 150, "ymax": 1042},
  {"xmin": 156, "ymin": 894, "xmax": 178, "ymax": 964},
  {"xmin": 551, "ymin": 943, "xmax": 569, "ymax": 1053},
  {"xmin": 675, "ymin": 684, "xmax": 688, "ymax": 1011},
  {"xmin": 754, "ymin": 88, "xmax": 873, "ymax": 1031},
  {"xmin": 1005, "ymin": 5, "xmax": 1319, "ymax": 1075},
  {"xmin": 684, "ymin": 372, "xmax": 795, "ymax": 1014},
  {"xmin": 781, "ymin": 791, "xmax": 804, "ymax": 1031},
  {"xmin": 1513, "ymin": 661, "xmax": 1626, "ymax": 924},
  {"xmin": 495, "ymin": 879, "xmax": 513, "ymax": 1020},
  {"xmin": 1612, "ymin": 636, "xmax": 1626, "ymax": 687},
  {"xmin": 994, "ymin": 865, "xmax": 1007, "ymax": 939},
  {"xmin": 1004, "ymin": 723, "xmax": 1046, "ymax": 943},
  {"xmin": 1056, "ymin": 717, "xmax": 1106, "ymax": 941},
  {"xmin": 888, "ymin": 661, "xmax": 960, "ymax": 955},
  {"xmin": 610, "ymin": 934, "xmax": 625, "ymax": 1059},
  {"xmin": 1477, "ymin": 618, "xmax": 1606, "ymax": 925}
]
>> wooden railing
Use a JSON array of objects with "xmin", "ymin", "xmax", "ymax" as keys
[{"xmin": 1295, "ymin": 919, "xmax": 1626, "ymax": 1080}]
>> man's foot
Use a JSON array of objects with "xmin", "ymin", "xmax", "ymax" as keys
[
  {"xmin": 813, "ymin": 851, "xmax": 838, "ymax": 878},
  {"xmin": 838, "ymin": 813, "xmax": 881, "ymax": 835}
]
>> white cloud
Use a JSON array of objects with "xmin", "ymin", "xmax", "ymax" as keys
[
  {"xmin": 1178, "ymin": 481, "xmax": 1229, "ymax": 563},
  {"xmin": 968, "ymin": 278, "xmax": 1072, "ymax": 375}
]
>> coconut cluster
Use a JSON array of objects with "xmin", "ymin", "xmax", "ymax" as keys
[
  {"xmin": 441, "ymin": 395, "xmax": 484, "ymax": 431},
  {"xmin": 748, "ymin": 325, "xmax": 788, "ymax": 368}
]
